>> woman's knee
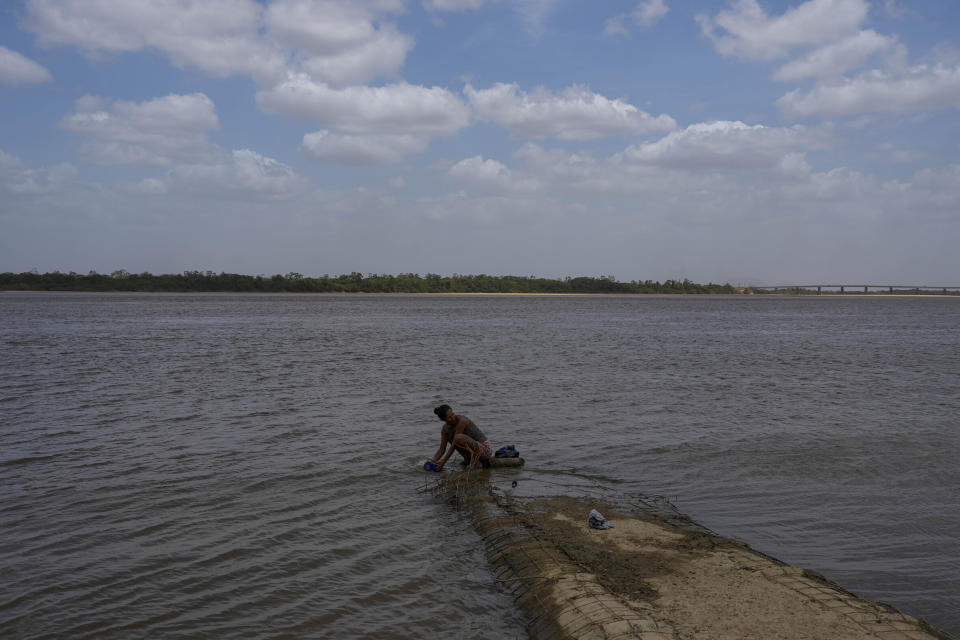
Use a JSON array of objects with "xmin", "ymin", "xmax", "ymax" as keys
[{"xmin": 453, "ymin": 433, "xmax": 475, "ymax": 448}]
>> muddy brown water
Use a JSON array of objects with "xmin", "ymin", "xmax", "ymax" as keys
[{"xmin": 2, "ymin": 292, "xmax": 958, "ymax": 638}]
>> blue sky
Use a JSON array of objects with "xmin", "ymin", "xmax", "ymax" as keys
[{"xmin": 1, "ymin": 0, "xmax": 958, "ymax": 284}]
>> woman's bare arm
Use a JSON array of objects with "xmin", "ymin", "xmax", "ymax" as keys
[
  {"xmin": 436, "ymin": 418, "xmax": 467, "ymax": 470},
  {"xmin": 431, "ymin": 428, "xmax": 450, "ymax": 464}
]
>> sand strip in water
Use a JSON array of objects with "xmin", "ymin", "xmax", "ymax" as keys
[{"xmin": 458, "ymin": 490, "xmax": 953, "ymax": 640}]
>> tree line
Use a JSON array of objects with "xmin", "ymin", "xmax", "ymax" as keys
[{"xmin": 0, "ymin": 270, "xmax": 737, "ymax": 294}]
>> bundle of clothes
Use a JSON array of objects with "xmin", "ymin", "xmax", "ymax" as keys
[{"xmin": 494, "ymin": 445, "xmax": 519, "ymax": 458}]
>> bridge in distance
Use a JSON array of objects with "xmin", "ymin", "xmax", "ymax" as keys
[{"xmin": 750, "ymin": 285, "xmax": 960, "ymax": 295}]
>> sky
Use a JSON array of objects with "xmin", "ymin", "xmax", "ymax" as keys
[{"xmin": 1, "ymin": 0, "xmax": 958, "ymax": 285}]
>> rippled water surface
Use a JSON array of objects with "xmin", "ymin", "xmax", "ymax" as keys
[{"xmin": 2, "ymin": 292, "xmax": 958, "ymax": 638}]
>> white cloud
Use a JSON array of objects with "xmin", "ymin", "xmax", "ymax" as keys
[
  {"xmin": 265, "ymin": 0, "xmax": 413, "ymax": 87},
  {"xmin": 504, "ymin": 139, "xmax": 960, "ymax": 232},
  {"xmin": 258, "ymin": 75, "xmax": 470, "ymax": 163},
  {"xmin": 778, "ymin": 63, "xmax": 960, "ymax": 119},
  {"xmin": 266, "ymin": 0, "xmax": 390, "ymax": 53},
  {"xmin": 773, "ymin": 30, "xmax": 896, "ymax": 82},
  {"xmin": 696, "ymin": 1, "xmax": 958, "ymax": 122},
  {"xmin": 618, "ymin": 120, "xmax": 826, "ymax": 169},
  {"xmin": 24, "ymin": 0, "xmax": 286, "ymax": 83},
  {"xmin": 421, "ymin": 0, "xmax": 557, "ymax": 37},
  {"xmin": 697, "ymin": 0, "xmax": 869, "ymax": 61},
  {"xmin": 449, "ymin": 155, "xmax": 510, "ymax": 179},
  {"xmin": 777, "ymin": 152, "xmax": 812, "ymax": 179},
  {"xmin": 24, "ymin": 0, "xmax": 416, "ymax": 88},
  {"xmin": 447, "ymin": 155, "xmax": 528, "ymax": 193},
  {"xmin": 507, "ymin": 141, "xmax": 727, "ymax": 201},
  {"xmin": 0, "ymin": 45, "xmax": 53, "ymax": 86},
  {"xmin": 603, "ymin": 15, "xmax": 629, "ymax": 38},
  {"xmin": 872, "ymin": 143, "xmax": 928, "ymax": 165},
  {"xmin": 632, "ymin": 0, "xmax": 669, "ymax": 28},
  {"xmin": 420, "ymin": 0, "xmax": 559, "ymax": 37},
  {"xmin": 512, "ymin": 143, "xmax": 598, "ymax": 179},
  {"xmin": 422, "ymin": 0, "xmax": 488, "ymax": 10},
  {"xmin": 466, "ymin": 119, "xmax": 830, "ymax": 201},
  {"xmin": 465, "ymin": 83, "xmax": 676, "ymax": 140},
  {"xmin": 0, "ymin": 149, "xmax": 21, "ymax": 169},
  {"xmin": 227, "ymin": 149, "xmax": 302, "ymax": 194},
  {"xmin": 782, "ymin": 166, "xmax": 881, "ymax": 206},
  {"xmin": 298, "ymin": 27, "xmax": 414, "ymax": 87},
  {"xmin": 0, "ymin": 148, "xmax": 77, "ymax": 195},
  {"xmin": 881, "ymin": 0, "xmax": 908, "ymax": 21},
  {"xmin": 136, "ymin": 177, "xmax": 168, "ymax": 195},
  {"xmin": 914, "ymin": 164, "xmax": 960, "ymax": 195},
  {"xmin": 300, "ymin": 130, "xmax": 429, "ymax": 164},
  {"xmin": 413, "ymin": 190, "xmax": 573, "ymax": 225},
  {"xmin": 168, "ymin": 149, "xmax": 304, "ymax": 196},
  {"xmin": 423, "ymin": 142, "xmax": 960, "ymax": 270},
  {"xmin": 428, "ymin": 158, "xmax": 960, "ymax": 235},
  {"xmin": 513, "ymin": 0, "xmax": 560, "ymax": 36},
  {"xmin": 56, "ymin": 92, "xmax": 304, "ymax": 195},
  {"xmin": 258, "ymin": 75, "xmax": 470, "ymax": 135},
  {"xmin": 112, "ymin": 93, "xmax": 220, "ymax": 134},
  {"xmin": 60, "ymin": 93, "xmax": 220, "ymax": 167},
  {"xmin": 605, "ymin": 0, "xmax": 668, "ymax": 37}
]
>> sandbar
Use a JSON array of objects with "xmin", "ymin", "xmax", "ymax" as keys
[{"xmin": 457, "ymin": 490, "xmax": 952, "ymax": 640}]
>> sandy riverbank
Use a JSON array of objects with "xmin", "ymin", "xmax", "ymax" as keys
[{"xmin": 455, "ymin": 488, "xmax": 953, "ymax": 640}]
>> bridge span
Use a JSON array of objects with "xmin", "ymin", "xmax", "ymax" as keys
[{"xmin": 750, "ymin": 285, "xmax": 960, "ymax": 295}]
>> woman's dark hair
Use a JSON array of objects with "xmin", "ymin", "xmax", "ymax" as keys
[{"xmin": 434, "ymin": 404, "xmax": 451, "ymax": 420}]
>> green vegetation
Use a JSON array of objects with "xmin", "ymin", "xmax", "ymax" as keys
[{"xmin": 0, "ymin": 270, "xmax": 737, "ymax": 294}]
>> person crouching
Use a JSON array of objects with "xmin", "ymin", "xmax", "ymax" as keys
[{"xmin": 429, "ymin": 404, "xmax": 493, "ymax": 470}]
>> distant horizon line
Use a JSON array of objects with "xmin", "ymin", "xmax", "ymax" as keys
[
  {"xmin": 3, "ymin": 270, "xmax": 960, "ymax": 290},
  {"xmin": 8, "ymin": 271, "xmax": 960, "ymax": 286}
]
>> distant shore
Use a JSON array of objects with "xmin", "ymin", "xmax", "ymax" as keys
[
  {"xmin": 2, "ymin": 289, "xmax": 957, "ymax": 299},
  {"xmin": 4, "ymin": 271, "xmax": 958, "ymax": 297},
  {"xmin": 0, "ymin": 271, "xmax": 734, "ymax": 295}
]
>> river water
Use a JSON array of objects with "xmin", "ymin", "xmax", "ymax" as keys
[{"xmin": 1, "ymin": 292, "xmax": 958, "ymax": 638}]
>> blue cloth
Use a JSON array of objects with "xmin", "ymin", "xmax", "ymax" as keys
[
  {"xmin": 423, "ymin": 460, "xmax": 439, "ymax": 472},
  {"xmin": 588, "ymin": 509, "xmax": 614, "ymax": 530},
  {"xmin": 495, "ymin": 445, "xmax": 519, "ymax": 458}
]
